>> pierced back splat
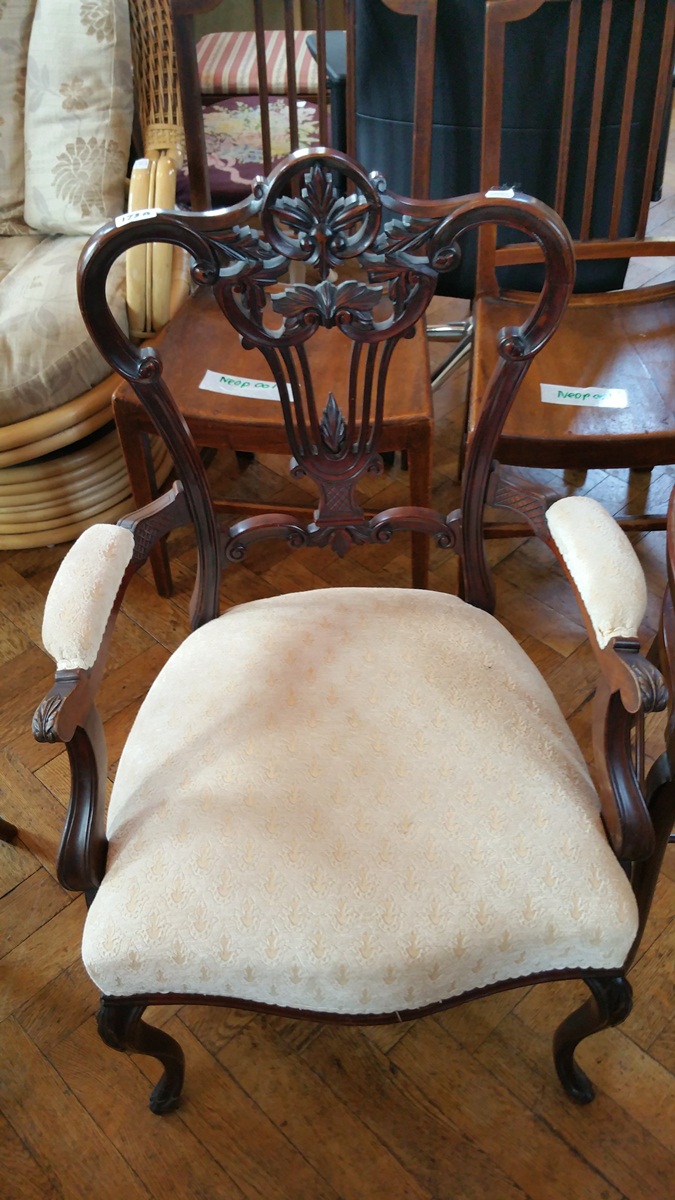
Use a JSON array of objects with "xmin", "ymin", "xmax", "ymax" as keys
[{"xmin": 77, "ymin": 148, "xmax": 574, "ymax": 624}]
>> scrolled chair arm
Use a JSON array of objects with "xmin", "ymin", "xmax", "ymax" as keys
[
  {"xmin": 546, "ymin": 494, "xmax": 667, "ymax": 861},
  {"xmin": 33, "ymin": 484, "xmax": 190, "ymax": 893},
  {"xmin": 33, "ymin": 524, "xmax": 134, "ymax": 893},
  {"xmin": 546, "ymin": 496, "xmax": 649, "ymax": 675}
]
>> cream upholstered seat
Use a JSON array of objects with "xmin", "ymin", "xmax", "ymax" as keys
[
  {"xmin": 83, "ymin": 585, "xmax": 637, "ymax": 1013},
  {"xmin": 35, "ymin": 148, "xmax": 675, "ymax": 1115}
]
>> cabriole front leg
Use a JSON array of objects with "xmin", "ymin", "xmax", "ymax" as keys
[
  {"xmin": 97, "ymin": 998, "xmax": 185, "ymax": 1114},
  {"xmin": 553, "ymin": 975, "xmax": 633, "ymax": 1103}
]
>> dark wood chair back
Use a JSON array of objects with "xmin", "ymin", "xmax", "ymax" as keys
[
  {"xmin": 343, "ymin": 0, "xmax": 439, "ymax": 199},
  {"xmin": 78, "ymin": 148, "xmax": 574, "ymax": 625},
  {"xmin": 477, "ymin": 0, "xmax": 675, "ymax": 297},
  {"xmin": 352, "ymin": 0, "xmax": 675, "ymax": 297}
]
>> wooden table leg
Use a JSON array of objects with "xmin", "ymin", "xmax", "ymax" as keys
[{"xmin": 407, "ymin": 424, "xmax": 433, "ymax": 590}]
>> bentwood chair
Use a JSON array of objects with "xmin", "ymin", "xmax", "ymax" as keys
[
  {"xmin": 466, "ymin": 0, "xmax": 675, "ymax": 532},
  {"xmin": 33, "ymin": 148, "xmax": 675, "ymax": 1116}
]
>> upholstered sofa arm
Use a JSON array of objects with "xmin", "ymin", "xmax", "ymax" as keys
[
  {"xmin": 546, "ymin": 496, "xmax": 648, "ymax": 649},
  {"xmin": 126, "ymin": 152, "xmax": 190, "ymax": 340},
  {"xmin": 42, "ymin": 524, "xmax": 135, "ymax": 671}
]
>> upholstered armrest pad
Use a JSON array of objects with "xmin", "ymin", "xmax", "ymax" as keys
[
  {"xmin": 546, "ymin": 496, "xmax": 647, "ymax": 648},
  {"xmin": 42, "ymin": 525, "xmax": 134, "ymax": 670}
]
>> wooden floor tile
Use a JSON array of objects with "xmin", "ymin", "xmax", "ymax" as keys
[
  {"xmin": 391, "ymin": 1017, "xmax": 622, "ymax": 1200},
  {"xmin": 49, "ymin": 1019, "xmax": 245, "ymax": 1200},
  {"xmin": 217, "ymin": 1017, "xmax": 432, "ymax": 1200},
  {"xmin": 303, "ymin": 1025, "xmax": 530, "ymax": 1200},
  {"xmin": 0, "ymin": 1112, "xmax": 61, "ymax": 1200},
  {"xmin": 0, "ymin": 1019, "xmax": 150, "ymax": 1200}
]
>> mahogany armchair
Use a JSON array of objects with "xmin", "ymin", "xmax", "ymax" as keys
[{"xmin": 34, "ymin": 149, "xmax": 675, "ymax": 1116}]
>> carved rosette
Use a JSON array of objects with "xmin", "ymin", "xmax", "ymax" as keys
[{"xmin": 262, "ymin": 159, "xmax": 383, "ymax": 278}]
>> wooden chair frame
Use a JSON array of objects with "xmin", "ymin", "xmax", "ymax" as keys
[
  {"xmin": 33, "ymin": 148, "xmax": 675, "ymax": 1115},
  {"xmin": 114, "ymin": 0, "xmax": 439, "ymax": 597},
  {"xmin": 172, "ymin": 0, "xmax": 332, "ymax": 210},
  {"xmin": 467, "ymin": 0, "xmax": 675, "ymax": 531}
]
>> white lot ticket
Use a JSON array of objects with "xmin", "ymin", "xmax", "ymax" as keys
[
  {"xmin": 199, "ymin": 369, "xmax": 292, "ymax": 401},
  {"xmin": 540, "ymin": 384, "xmax": 628, "ymax": 408}
]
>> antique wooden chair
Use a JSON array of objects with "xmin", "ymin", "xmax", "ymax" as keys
[
  {"xmin": 350, "ymin": 0, "xmax": 675, "ymax": 408},
  {"xmin": 172, "ymin": 0, "xmax": 332, "ymax": 210},
  {"xmin": 33, "ymin": 147, "xmax": 675, "ymax": 1115},
  {"xmin": 113, "ymin": 0, "xmax": 434, "ymax": 597},
  {"xmin": 466, "ymin": 0, "xmax": 675, "ymax": 533}
]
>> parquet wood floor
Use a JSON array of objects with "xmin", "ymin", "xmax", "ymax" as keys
[{"xmin": 2, "ymin": 179, "xmax": 675, "ymax": 1200}]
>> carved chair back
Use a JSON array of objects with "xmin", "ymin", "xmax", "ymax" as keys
[{"xmin": 78, "ymin": 148, "xmax": 574, "ymax": 625}]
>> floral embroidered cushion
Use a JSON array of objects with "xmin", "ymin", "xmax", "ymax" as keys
[
  {"xmin": 0, "ymin": 0, "xmax": 35, "ymax": 236},
  {"xmin": 0, "ymin": 0, "xmax": 132, "ymax": 423},
  {"xmin": 176, "ymin": 94, "xmax": 321, "ymax": 207},
  {"xmin": 23, "ymin": 0, "xmax": 133, "ymax": 236},
  {"xmin": 0, "ymin": 235, "xmax": 127, "ymax": 425}
]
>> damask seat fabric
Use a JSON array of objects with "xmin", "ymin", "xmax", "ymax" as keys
[{"xmin": 83, "ymin": 586, "xmax": 638, "ymax": 1014}]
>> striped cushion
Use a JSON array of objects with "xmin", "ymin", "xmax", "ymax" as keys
[{"xmin": 197, "ymin": 30, "xmax": 318, "ymax": 97}]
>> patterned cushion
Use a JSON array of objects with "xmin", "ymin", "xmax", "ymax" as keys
[
  {"xmin": 0, "ymin": 0, "xmax": 36, "ymax": 236},
  {"xmin": 83, "ymin": 587, "xmax": 638, "ymax": 1014},
  {"xmin": 197, "ymin": 30, "xmax": 318, "ymax": 97},
  {"xmin": 176, "ymin": 94, "xmax": 322, "ymax": 207},
  {"xmin": 0, "ymin": 234, "xmax": 127, "ymax": 425},
  {"xmin": 23, "ymin": 0, "xmax": 133, "ymax": 235}
]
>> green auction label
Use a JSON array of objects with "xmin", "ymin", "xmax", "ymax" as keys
[
  {"xmin": 199, "ymin": 369, "xmax": 293, "ymax": 401},
  {"xmin": 540, "ymin": 383, "xmax": 628, "ymax": 408}
]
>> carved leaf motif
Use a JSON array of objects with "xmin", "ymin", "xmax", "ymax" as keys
[
  {"xmin": 320, "ymin": 393, "xmax": 346, "ymax": 454},
  {"xmin": 305, "ymin": 162, "xmax": 333, "ymax": 219},
  {"xmin": 334, "ymin": 279, "xmax": 381, "ymax": 321},
  {"xmin": 272, "ymin": 279, "xmax": 381, "ymax": 331},
  {"xmin": 269, "ymin": 163, "xmax": 374, "ymax": 274},
  {"xmin": 630, "ymin": 656, "xmax": 668, "ymax": 712},
  {"xmin": 273, "ymin": 282, "xmax": 330, "ymax": 323},
  {"xmin": 377, "ymin": 218, "xmax": 434, "ymax": 257},
  {"xmin": 32, "ymin": 693, "xmax": 65, "ymax": 743}
]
